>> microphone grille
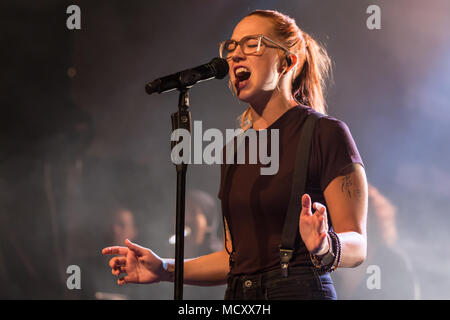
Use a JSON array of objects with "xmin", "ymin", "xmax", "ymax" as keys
[{"xmin": 210, "ymin": 57, "xmax": 229, "ymax": 79}]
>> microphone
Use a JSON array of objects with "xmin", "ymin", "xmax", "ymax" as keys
[{"xmin": 145, "ymin": 57, "xmax": 229, "ymax": 95}]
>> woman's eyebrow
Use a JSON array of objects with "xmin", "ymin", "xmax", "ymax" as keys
[{"xmin": 230, "ymin": 34, "xmax": 260, "ymax": 42}]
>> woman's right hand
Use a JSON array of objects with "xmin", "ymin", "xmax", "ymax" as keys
[{"xmin": 102, "ymin": 239, "xmax": 170, "ymax": 285}]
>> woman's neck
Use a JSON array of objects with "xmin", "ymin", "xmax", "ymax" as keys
[{"xmin": 249, "ymin": 90, "xmax": 298, "ymax": 130}]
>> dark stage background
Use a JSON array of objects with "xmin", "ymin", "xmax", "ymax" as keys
[{"xmin": 1, "ymin": 0, "xmax": 449, "ymax": 299}]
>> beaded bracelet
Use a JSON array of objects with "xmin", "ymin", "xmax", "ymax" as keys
[
  {"xmin": 310, "ymin": 230, "xmax": 341, "ymax": 273},
  {"xmin": 328, "ymin": 230, "xmax": 342, "ymax": 272},
  {"xmin": 309, "ymin": 233, "xmax": 334, "ymax": 273}
]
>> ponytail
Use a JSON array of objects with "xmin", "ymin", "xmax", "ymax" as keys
[{"xmin": 292, "ymin": 31, "xmax": 331, "ymax": 114}]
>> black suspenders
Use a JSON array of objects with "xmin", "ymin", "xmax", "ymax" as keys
[
  {"xmin": 220, "ymin": 111, "xmax": 324, "ymax": 276},
  {"xmin": 280, "ymin": 111, "xmax": 323, "ymax": 277}
]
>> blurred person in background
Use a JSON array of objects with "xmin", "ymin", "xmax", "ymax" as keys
[
  {"xmin": 166, "ymin": 190, "xmax": 223, "ymax": 259},
  {"xmin": 92, "ymin": 205, "xmax": 140, "ymax": 300},
  {"xmin": 332, "ymin": 184, "xmax": 420, "ymax": 299},
  {"xmin": 165, "ymin": 189, "xmax": 225, "ymax": 299},
  {"xmin": 111, "ymin": 207, "xmax": 138, "ymax": 248}
]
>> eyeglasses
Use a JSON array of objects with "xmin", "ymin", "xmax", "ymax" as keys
[{"xmin": 219, "ymin": 34, "xmax": 293, "ymax": 60}]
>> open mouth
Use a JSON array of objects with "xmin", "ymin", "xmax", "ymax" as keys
[{"xmin": 234, "ymin": 66, "xmax": 251, "ymax": 91}]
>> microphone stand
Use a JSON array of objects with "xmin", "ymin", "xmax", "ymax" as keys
[
  {"xmin": 170, "ymin": 87, "xmax": 191, "ymax": 300},
  {"xmin": 146, "ymin": 57, "xmax": 228, "ymax": 300}
]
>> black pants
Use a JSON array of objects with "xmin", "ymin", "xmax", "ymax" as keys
[{"xmin": 224, "ymin": 266, "xmax": 337, "ymax": 300}]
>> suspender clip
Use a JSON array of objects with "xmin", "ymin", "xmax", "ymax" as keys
[{"xmin": 280, "ymin": 248, "xmax": 294, "ymax": 278}]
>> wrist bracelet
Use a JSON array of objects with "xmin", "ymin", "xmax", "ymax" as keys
[
  {"xmin": 310, "ymin": 230, "xmax": 341, "ymax": 273},
  {"xmin": 328, "ymin": 230, "xmax": 341, "ymax": 272},
  {"xmin": 310, "ymin": 233, "xmax": 333, "ymax": 271}
]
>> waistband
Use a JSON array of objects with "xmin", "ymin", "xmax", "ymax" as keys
[{"xmin": 227, "ymin": 265, "xmax": 324, "ymax": 287}]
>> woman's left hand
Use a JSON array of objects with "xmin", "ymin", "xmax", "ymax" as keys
[{"xmin": 299, "ymin": 194, "xmax": 330, "ymax": 255}]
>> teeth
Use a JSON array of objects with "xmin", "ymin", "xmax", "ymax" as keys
[{"xmin": 235, "ymin": 67, "xmax": 250, "ymax": 76}]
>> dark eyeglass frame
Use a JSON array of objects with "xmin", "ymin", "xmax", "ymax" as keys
[{"xmin": 219, "ymin": 34, "xmax": 293, "ymax": 60}]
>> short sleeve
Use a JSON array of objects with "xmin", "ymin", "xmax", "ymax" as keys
[{"xmin": 316, "ymin": 117, "xmax": 364, "ymax": 191}]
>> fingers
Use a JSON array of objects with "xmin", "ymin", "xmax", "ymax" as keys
[
  {"xmin": 301, "ymin": 194, "xmax": 327, "ymax": 217},
  {"xmin": 317, "ymin": 212, "xmax": 328, "ymax": 234},
  {"xmin": 125, "ymin": 239, "xmax": 146, "ymax": 257},
  {"xmin": 300, "ymin": 194, "xmax": 312, "ymax": 216},
  {"xmin": 117, "ymin": 277, "xmax": 128, "ymax": 285},
  {"xmin": 109, "ymin": 257, "xmax": 126, "ymax": 269},
  {"xmin": 300, "ymin": 195, "xmax": 328, "ymax": 231},
  {"xmin": 109, "ymin": 256, "xmax": 127, "ymax": 277},
  {"xmin": 312, "ymin": 202, "xmax": 328, "ymax": 234},
  {"xmin": 313, "ymin": 202, "xmax": 326, "ymax": 214},
  {"xmin": 112, "ymin": 266, "xmax": 126, "ymax": 277},
  {"xmin": 102, "ymin": 246, "xmax": 128, "ymax": 256}
]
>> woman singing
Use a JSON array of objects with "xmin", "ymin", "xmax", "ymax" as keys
[{"xmin": 102, "ymin": 9, "xmax": 368, "ymax": 300}]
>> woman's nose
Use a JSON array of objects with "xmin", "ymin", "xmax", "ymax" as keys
[{"xmin": 231, "ymin": 45, "xmax": 246, "ymax": 62}]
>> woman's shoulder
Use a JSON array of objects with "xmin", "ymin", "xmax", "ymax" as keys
[
  {"xmin": 317, "ymin": 114, "xmax": 353, "ymax": 138},
  {"xmin": 296, "ymin": 106, "xmax": 362, "ymax": 164},
  {"xmin": 291, "ymin": 105, "xmax": 353, "ymax": 138},
  {"xmin": 303, "ymin": 108, "xmax": 364, "ymax": 190}
]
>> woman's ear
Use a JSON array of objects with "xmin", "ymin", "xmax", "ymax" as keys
[
  {"xmin": 285, "ymin": 54, "xmax": 298, "ymax": 72},
  {"xmin": 279, "ymin": 53, "xmax": 298, "ymax": 74}
]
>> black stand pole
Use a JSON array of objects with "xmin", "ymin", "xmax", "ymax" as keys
[{"xmin": 170, "ymin": 88, "xmax": 191, "ymax": 300}]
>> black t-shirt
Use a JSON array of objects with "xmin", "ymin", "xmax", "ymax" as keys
[{"xmin": 218, "ymin": 105, "xmax": 364, "ymax": 276}]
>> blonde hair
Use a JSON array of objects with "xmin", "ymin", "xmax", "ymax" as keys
[{"xmin": 237, "ymin": 10, "xmax": 332, "ymax": 129}]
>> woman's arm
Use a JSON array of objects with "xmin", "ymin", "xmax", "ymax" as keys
[
  {"xmin": 323, "ymin": 163, "xmax": 368, "ymax": 267},
  {"xmin": 299, "ymin": 163, "xmax": 367, "ymax": 268},
  {"xmin": 163, "ymin": 249, "xmax": 230, "ymax": 286},
  {"xmin": 103, "ymin": 218, "xmax": 232, "ymax": 286},
  {"xmin": 164, "ymin": 217, "xmax": 232, "ymax": 286}
]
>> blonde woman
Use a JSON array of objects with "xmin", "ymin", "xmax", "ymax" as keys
[{"xmin": 103, "ymin": 9, "xmax": 368, "ymax": 300}]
